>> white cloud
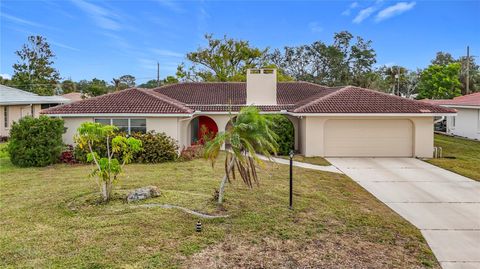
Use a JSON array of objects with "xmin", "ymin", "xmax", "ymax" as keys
[
  {"xmin": 0, "ymin": 73, "xmax": 12, "ymax": 80},
  {"xmin": 0, "ymin": 12, "xmax": 52, "ymax": 29},
  {"xmin": 50, "ymin": 40, "xmax": 81, "ymax": 52},
  {"xmin": 353, "ymin": 7, "xmax": 375, "ymax": 23},
  {"xmin": 341, "ymin": 1, "xmax": 359, "ymax": 16},
  {"xmin": 155, "ymin": 0, "xmax": 185, "ymax": 13},
  {"xmin": 71, "ymin": 0, "xmax": 122, "ymax": 30},
  {"xmin": 308, "ymin": 22, "xmax": 323, "ymax": 33},
  {"xmin": 151, "ymin": 49, "xmax": 184, "ymax": 58},
  {"xmin": 375, "ymin": 2, "xmax": 416, "ymax": 22}
]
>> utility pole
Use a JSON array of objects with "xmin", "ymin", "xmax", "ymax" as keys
[
  {"xmin": 157, "ymin": 62, "xmax": 160, "ymax": 87},
  {"xmin": 466, "ymin": 46, "xmax": 470, "ymax": 95},
  {"xmin": 397, "ymin": 66, "xmax": 401, "ymax": 96}
]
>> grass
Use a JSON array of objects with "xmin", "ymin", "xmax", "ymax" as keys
[
  {"xmin": 0, "ymin": 147, "xmax": 438, "ymax": 268},
  {"xmin": 278, "ymin": 155, "xmax": 331, "ymax": 166},
  {"xmin": 427, "ymin": 134, "xmax": 480, "ymax": 181}
]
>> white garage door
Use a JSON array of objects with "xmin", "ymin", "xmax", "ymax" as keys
[{"xmin": 324, "ymin": 119, "xmax": 413, "ymax": 157}]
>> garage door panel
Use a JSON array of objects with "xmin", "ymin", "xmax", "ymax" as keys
[{"xmin": 324, "ymin": 119, "xmax": 413, "ymax": 157}]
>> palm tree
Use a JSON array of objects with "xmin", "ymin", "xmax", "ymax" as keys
[{"xmin": 204, "ymin": 106, "xmax": 279, "ymax": 204}]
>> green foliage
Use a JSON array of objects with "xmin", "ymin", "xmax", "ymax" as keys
[
  {"xmin": 112, "ymin": 74, "xmax": 136, "ymax": 91},
  {"xmin": 417, "ymin": 63, "xmax": 462, "ymax": 99},
  {"xmin": 269, "ymin": 31, "xmax": 376, "ymax": 87},
  {"xmin": 265, "ymin": 115, "xmax": 294, "ymax": 155},
  {"xmin": 204, "ymin": 106, "xmax": 279, "ymax": 204},
  {"xmin": 76, "ymin": 78, "xmax": 109, "ymax": 96},
  {"xmin": 60, "ymin": 79, "xmax": 76, "ymax": 94},
  {"xmin": 11, "ymin": 35, "xmax": 60, "ymax": 96},
  {"xmin": 131, "ymin": 132, "xmax": 179, "ymax": 163},
  {"xmin": 176, "ymin": 34, "xmax": 269, "ymax": 82},
  {"xmin": 75, "ymin": 122, "xmax": 143, "ymax": 201},
  {"xmin": 138, "ymin": 76, "xmax": 179, "ymax": 88},
  {"xmin": 7, "ymin": 116, "xmax": 65, "ymax": 167}
]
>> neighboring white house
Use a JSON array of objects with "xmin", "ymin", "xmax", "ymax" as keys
[
  {"xmin": 41, "ymin": 69, "xmax": 456, "ymax": 158},
  {"xmin": 0, "ymin": 85, "xmax": 70, "ymax": 137},
  {"xmin": 424, "ymin": 92, "xmax": 480, "ymax": 140}
]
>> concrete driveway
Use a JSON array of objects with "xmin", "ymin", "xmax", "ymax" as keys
[{"xmin": 327, "ymin": 158, "xmax": 480, "ymax": 269}]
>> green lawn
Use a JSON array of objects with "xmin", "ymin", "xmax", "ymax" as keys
[
  {"xmin": 0, "ymin": 147, "xmax": 438, "ymax": 268},
  {"xmin": 427, "ymin": 134, "xmax": 480, "ymax": 181},
  {"xmin": 278, "ymin": 155, "xmax": 331, "ymax": 166}
]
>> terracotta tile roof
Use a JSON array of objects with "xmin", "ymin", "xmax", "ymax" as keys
[
  {"xmin": 41, "ymin": 88, "xmax": 193, "ymax": 114},
  {"xmin": 153, "ymin": 82, "xmax": 330, "ymax": 105},
  {"xmin": 422, "ymin": 92, "xmax": 480, "ymax": 107},
  {"xmin": 291, "ymin": 86, "xmax": 457, "ymax": 114},
  {"xmin": 41, "ymin": 83, "xmax": 456, "ymax": 115}
]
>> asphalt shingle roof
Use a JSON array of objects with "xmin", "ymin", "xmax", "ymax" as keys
[{"xmin": 41, "ymin": 83, "xmax": 456, "ymax": 115}]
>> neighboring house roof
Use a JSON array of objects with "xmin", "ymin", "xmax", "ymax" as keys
[
  {"xmin": 62, "ymin": 92, "xmax": 87, "ymax": 102},
  {"xmin": 422, "ymin": 92, "xmax": 480, "ymax": 108},
  {"xmin": 0, "ymin": 85, "xmax": 70, "ymax": 105},
  {"xmin": 41, "ymin": 82, "xmax": 456, "ymax": 115},
  {"xmin": 42, "ymin": 88, "xmax": 193, "ymax": 114}
]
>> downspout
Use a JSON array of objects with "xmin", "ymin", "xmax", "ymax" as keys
[{"xmin": 434, "ymin": 116, "xmax": 445, "ymax": 124}]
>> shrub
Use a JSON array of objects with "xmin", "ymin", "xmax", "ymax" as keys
[
  {"xmin": 179, "ymin": 145, "xmax": 204, "ymax": 161},
  {"xmin": 7, "ymin": 116, "xmax": 65, "ymax": 167},
  {"xmin": 60, "ymin": 145, "xmax": 76, "ymax": 164},
  {"xmin": 266, "ymin": 115, "xmax": 294, "ymax": 155},
  {"xmin": 131, "ymin": 131, "xmax": 178, "ymax": 163}
]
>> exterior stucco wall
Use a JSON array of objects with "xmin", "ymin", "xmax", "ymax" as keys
[
  {"xmin": 446, "ymin": 108, "xmax": 480, "ymax": 140},
  {"xmin": 146, "ymin": 118, "xmax": 181, "ymax": 142},
  {"xmin": 62, "ymin": 117, "xmax": 94, "ymax": 145},
  {"xmin": 301, "ymin": 116, "xmax": 435, "ymax": 158},
  {"xmin": 0, "ymin": 104, "xmax": 42, "ymax": 137}
]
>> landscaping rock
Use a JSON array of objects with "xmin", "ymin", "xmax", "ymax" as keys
[{"xmin": 126, "ymin": 186, "xmax": 160, "ymax": 203}]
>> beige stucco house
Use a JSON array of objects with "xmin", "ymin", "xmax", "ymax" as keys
[
  {"xmin": 41, "ymin": 69, "xmax": 456, "ymax": 158},
  {"xmin": 0, "ymin": 85, "xmax": 70, "ymax": 137}
]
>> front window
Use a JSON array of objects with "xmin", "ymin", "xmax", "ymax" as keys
[
  {"xmin": 4, "ymin": 107, "xmax": 8, "ymax": 128},
  {"xmin": 94, "ymin": 118, "xmax": 146, "ymax": 134}
]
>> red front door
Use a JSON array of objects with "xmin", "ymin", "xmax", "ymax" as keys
[{"xmin": 192, "ymin": 116, "xmax": 218, "ymax": 144}]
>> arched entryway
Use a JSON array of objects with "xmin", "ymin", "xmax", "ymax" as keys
[{"xmin": 190, "ymin": 116, "xmax": 219, "ymax": 145}]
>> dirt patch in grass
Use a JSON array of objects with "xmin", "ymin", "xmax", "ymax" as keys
[{"xmin": 185, "ymin": 234, "xmax": 437, "ymax": 269}]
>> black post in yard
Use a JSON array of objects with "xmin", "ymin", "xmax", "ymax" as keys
[{"xmin": 289, "ymin": 150, "xmax": 294, "ymax": 210}]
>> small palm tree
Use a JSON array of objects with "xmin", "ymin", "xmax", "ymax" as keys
[{"xmin": 204, "ymin": 106, "xmax": 278, "ymax": 204}]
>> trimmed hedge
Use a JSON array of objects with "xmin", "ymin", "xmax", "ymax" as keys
[
  {"xmin": 266, "ymin": 115, "xmax": 294, "ymax": 155},
  {"xmin": 74, "ymin": 131, "xmax": 178, "ymax": 164},
  {"xmin": 7, "ymin": 116, "xmax": 65, "ymax": 167},
  {"xmin": 131, "ymin": 132, "xmax": 178, "ymax": 163}
]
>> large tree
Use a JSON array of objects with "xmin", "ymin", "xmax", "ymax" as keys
[
  {"xmin": 417, "ymin": 63, "xmax": 462, "ymax": 99},
  {"xmin": 61, "ymin": 79, "xmax": 77, "ymax": 94},
  {"xmin": 112, "ymin": 74, "xmax": 136, "ymax": 91},
  {"xmin": 11, "ymin": 35, "xmax": 60, "ymax": 96},
  {"xmin": 176, "ymin": 34, "xmax": 268, "ymax": 82},
  {"xmin": 77, "ymin": 78, "xmax": 109, "ymax": 97},
  {"xmin": 269, "ymin": 31, "xmax": 376, "ymax": 87}
]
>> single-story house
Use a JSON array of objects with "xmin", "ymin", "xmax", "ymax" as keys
[
  {"xmin": 62, "ymin": 92, "xmax": 89, "ymax": 102},
  {"xmin": 423, "ymin": 92, "xmax": 480, "ymax": 140},
  {"xmin": 41, "ymin": 69, "xmax": 456, "ymax": 158},
  {"xmin": 0, "ymin": 85, "xmax": 70, "ymax": 137}
]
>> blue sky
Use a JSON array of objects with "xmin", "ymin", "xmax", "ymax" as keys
[{"xmin": 1, "ymin": 0, "xmax": 479, "ymax": 85}]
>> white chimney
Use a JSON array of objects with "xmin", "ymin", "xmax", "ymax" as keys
[{"xmin": 246, "ymin": 68, "xmax": 277, "ymax": 105}]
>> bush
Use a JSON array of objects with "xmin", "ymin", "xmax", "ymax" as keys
[
  {"xmin": 179, "ymin": 145, "xmax": 204, "ymax": 161},
  {"xmin": 60, "ymin": 145, "xmax": 77, "ymax": 164},
  {"xmin": 131, "ymin": 132, "xmax": 178, "ymax": 163},
  {"xmin": 7, "ymin": 116, "xmax": 65, "ymax": 167},
  {"xmin": 266, "ymin": 115, "xmax": 294, "ymax": 155}
]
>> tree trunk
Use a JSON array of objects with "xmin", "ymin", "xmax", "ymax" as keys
[
  {"xmin": 101, "ymin": 181, "xmax": 108, "ymax": 202},
  {"xmin": 218, "ymin": 156, "xmax": 236, "ymax": 204}
]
